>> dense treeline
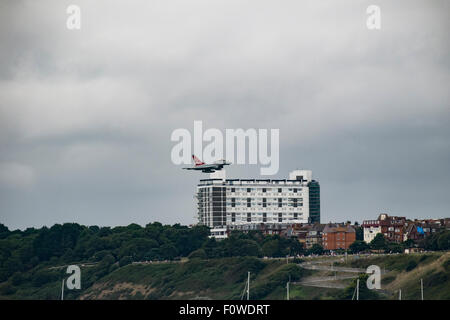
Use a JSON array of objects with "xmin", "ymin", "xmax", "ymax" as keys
[
  {"xmin": 0, "ymin": 222, "xmax": 209, "ymax": 283},
  {"xmin": 0, "ymin": 222, "xmax": 305, "ymax": 286},
  {"xmin": 190, "ymin": 230, "xmax": 304, "ymax": 260}
]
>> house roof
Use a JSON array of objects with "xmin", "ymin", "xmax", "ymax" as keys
[{"xmin": 323, "ymin": 223, "xmax": 355, "ymax": 233}]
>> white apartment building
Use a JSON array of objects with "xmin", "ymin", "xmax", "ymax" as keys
[
  {"xmin": 196, "ymin": 170, "xmax": 320, "ymax": 231},
  {"xmin": 362, "ymin": 220, "xmax": 381, "ymax": 243}
]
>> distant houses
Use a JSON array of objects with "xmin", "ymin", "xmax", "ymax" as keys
[
  {"xmin": 217, "ymin": 221, "xmax": 357, "ymax": 250},
  {"xmin": 362, "ymin": 213, "xmax": 450, "ymax": 244},
  {"xmin": 362, "ymin": 214, "xmax": 406, "ymax": 244},
  {"xmin": 210, "ymin": 213, "xmax": 450, "ymax": 255}
]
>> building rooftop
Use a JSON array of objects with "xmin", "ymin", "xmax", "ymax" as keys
[
  {"xmin": 198, "ymin": 179, "xmax": 317, "ymax": 186},
  {"xmin": 323, "ymin": 223, "xmax": 355, "ymax": 233}
]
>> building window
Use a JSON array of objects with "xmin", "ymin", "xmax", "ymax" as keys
[
  {"xmin": 247, "ymin": 188, "xmax": 251, "ymax": 193},
  {"xmin": 247, "ymin": 198, "xmax": 251, "ymax": 207},
  {"xmin": 262, "ymin": 188, "xmax": 266, "ymax": 193},
  {"xmin": 278, "ymin": 188, "xmax": 282, "ymax": 193}
]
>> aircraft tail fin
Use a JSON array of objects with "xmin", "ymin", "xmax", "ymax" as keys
[{"xmin": 192, "ymin": 154, "xmax": 205, "ymax": 166}]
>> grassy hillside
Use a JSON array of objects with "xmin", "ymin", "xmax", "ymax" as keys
[
  {"xmin": 1, "ymin": 252, "xmax": 449, "ymax": 300},
  {"xmin": 81, "ymin": 257, "xmax": 309, "ymax": 300},
  {"xmin": 335, "ymin": 251, "xmax": 450, "ymax": 300}
]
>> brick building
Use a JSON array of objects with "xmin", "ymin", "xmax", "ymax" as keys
[
  {"xmin": 306, "ymin": 224, "xmax": 325, "ymax": 249},
  {"xmin": 362, "ymin": 213, "xmax": 406, "ymax": 243},
  {"xmin": 379, "ymin": 214, "xmax": 406, "ymax": 243},
  {"xmin": 322, "ymin": 223, "xmax": 356, "ymax": 250}
]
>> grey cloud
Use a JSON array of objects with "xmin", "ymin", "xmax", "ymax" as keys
[{"xmin": 0, "ymin": 0, "xmax": 449, "ymax": 229}]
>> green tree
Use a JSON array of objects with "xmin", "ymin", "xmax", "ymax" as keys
[
  {"xmin": 234, "ymin": 239, "xmax": 262, "ymax": 257},
  {"xmin": 370, "ymin": 233, "xmax": 387, "ymax": 251},
  {"xmin": 11, "ymin": 272, "xmax": 25, "ymax": 286},
  {"xmin": 118, "ymin": 238, "xmax": 159, "ymax": 260},
  {"xmin": 308, "ymin": 244, "xmax": 324, "ymax": 255},
  {"xmin": 355, "ymin": 227, "xmax": 364, "ymax": 241},
  {"xmin": 145, "ymin": 248, "xmax": 161, "ymax": 260},
  {"xmin": 262, "ymin": 239, "xmax": 281, "ymax": 257},
  {"xmin": 119, "ymin": 256, "xmax": 132, "ymax": 267},
  {"xmin": 405, "ymin": 260, "xmax": 417, "ymax": 271},
  {"xmin": 386, "ymin": 242, "xmax": 403, "ymax": 253},
  {"xmin": 0, "ymin": 223, "xmax": 9, "ymax": 239},
  {"xmin": 349, "ymin": 240, "xmax": 369, "ymax": 253},
  {"xmin": 437, "ymin": 231, "xmax": 450, "ymax": 250},
  {"xmin": 338, "ymin": 274, "xmax": 382, "ymax": 300},
  {"xmin": 202, "ymin": 238, "xmax": 225, "ymax": 258},
  {"xmin": 403, "ymin": 239, "xmax": 415, "ymax": 248},
  {"xmin": 278, "ymin": 237, "xmax": 304, "ymax": 256},
  {"xmin": 160, "ymin": 243, "xmax": 179, "ymax": 260}
]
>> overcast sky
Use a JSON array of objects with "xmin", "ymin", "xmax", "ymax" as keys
[{"xmin": 0, "ymin": 0, "xmax": 449, "ymax": 230}]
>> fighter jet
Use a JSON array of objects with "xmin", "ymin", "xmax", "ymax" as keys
[{"xmin": 183, "ymin": 155, "xmax": 231, "ymax": 173}]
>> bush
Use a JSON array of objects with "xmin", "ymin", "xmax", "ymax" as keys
[
  {"xmin": 437, "ymin": 232, "xmax": 450, "ymax": 250},
  {"xmin": 443, "ymin": 258, "xmax": 450, "ymax": 270},
  {"xmin": 109, "ymin": 263, "xmax": 119, "ymax": 273},
  {"xmin": 338, "ymin": 274, "xmax": 382, "ymax": 300},
  {"xmin": 11, "ymin": 272, "xmax": 26, "ymax": 286},
  {"xmin": 188, "ymin": 249, "xmax": 207, "ymax": 260},
  {"xmin": 370, "ymin": 233, "xmax": 387, "ymax": 251},
  {"xmin": 349, "ymin": 240, "xmax": 369, "ymax": 253},
  {"xmin": 262, "ymin": 240, "xmax": 281, "ymax": 257},
  {"xmin": 233, "ymin": 239, "xmax": 262, "ymax": 257},
  {"xmin": 308, "ymin": 244, "xmax": 324, "ymax": 255},
  {"xmin": 382, "ymin": 274, "xmax": 396, "ymax": 285},
  {"xmin": 119, "ymin": 256, "xmax": 132, "ymax": 267},
  {"xmin": 250, "ymin": 264, "xmax": 306, "ymax": 300},
  {"xmin": 387, "ymin": 243, "xmax": 403, "ymax": 253},
  {"xmin": 32, "ymin": 270, "xmax": 59, "ymax": 287},
  {"xmin": 0, "ymin": 283, "xmax": 16, "ymax": 295},
  {"xmin": 405, "ymin": 260, "xmax": 417, "ymax": 272},
  {"xmin": 425, "ymin": 271, "xmax": 448, "ymax": 287}
]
